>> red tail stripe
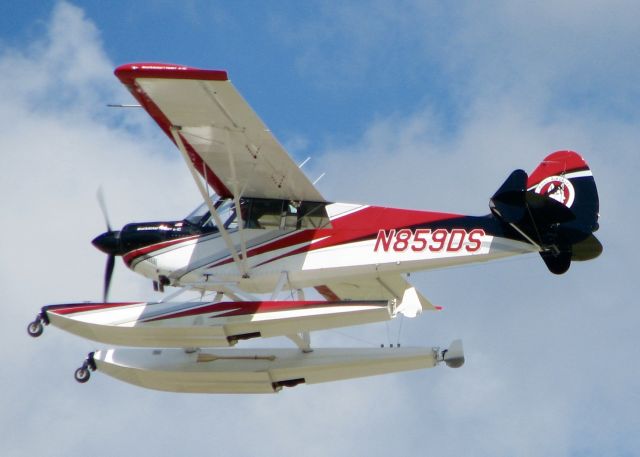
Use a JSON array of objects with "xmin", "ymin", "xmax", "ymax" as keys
[{"xmin": 527, "ymin": 150, "xmax": 590, "ymax": 188}]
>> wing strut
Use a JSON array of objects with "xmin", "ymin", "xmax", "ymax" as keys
[
  {"xmin": 159, "ymin": 285, "xmax": 194, "ymax": 303},
  {"xmin": 170, "ymin": 126, "xmax": 249, "ymax": 278},
  {"xmin": 287, "ymin": 332, "xmax": 312, "ymax": 353},
  {"xmin": 223, "ymin": 127, "xmax": 250, "ymax": 270},
  {"xmin": 270, "ymin": 271, "xmax": 289, "ymax": 300}
]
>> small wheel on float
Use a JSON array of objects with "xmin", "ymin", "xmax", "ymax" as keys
[
  {"xmin": 74, "ymin": 366, "xmax": 91, "ymax": 383},
  {"xmin": 27, "ymin": 320, "xmax": 44, "ymax": 338}
]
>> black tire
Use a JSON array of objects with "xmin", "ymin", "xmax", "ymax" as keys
[
  {"xmin": 27, "ymin": 321, "xmax": 43, "ymax": 338},
  {"xmin": 74, "ymin": 367, "xmax": 91, "ymax": 383}
]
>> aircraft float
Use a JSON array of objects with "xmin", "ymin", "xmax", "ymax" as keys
[{"xmin": 28, "ymin": 63, "xmax": 602, "ymax": 393}]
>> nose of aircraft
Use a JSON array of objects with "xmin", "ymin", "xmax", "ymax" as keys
[{"xmin": 92, "ymin": 230, "xmax": 122, "ymax": 256}]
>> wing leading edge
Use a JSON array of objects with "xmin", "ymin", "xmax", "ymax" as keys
[{"xmin": 115, "ymin": 63, "xmax": 325, "ymax": 202}]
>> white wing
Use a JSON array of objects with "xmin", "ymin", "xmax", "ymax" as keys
[{"xmin": 115, "ymin": 63, "xmax": 324, "ymax": 202}]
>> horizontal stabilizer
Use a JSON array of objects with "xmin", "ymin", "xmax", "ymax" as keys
[
  {"xmin": 524, "ymin": 191, "xmax": 575, "ymax": 225},
  {"xmin": 571, "ymin": 234, "xmax": 603, "ymax": 261},
  {"xmin": 489, "ymin": 169, "xmax": 527, "ymax": 224},
  {"xmin": 490, "ymin": 170, "xmax": 575, "ymax": 227}
]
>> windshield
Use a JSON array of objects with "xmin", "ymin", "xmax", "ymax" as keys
[
  {"xmin": 184, "ymin": 201, "xmax": 211, "ymax": 225},
  {"xmin": 184, "ymin": 199, "xmax": 238, "ymax": 230}
]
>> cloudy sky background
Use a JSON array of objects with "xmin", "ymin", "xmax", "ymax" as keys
[{"xmin": 1, "ymin": 2, "xmax": 639, "ymax": 456}]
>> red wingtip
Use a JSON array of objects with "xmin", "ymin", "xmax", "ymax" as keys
[{"xmin": 114, "ymin": 63, "xmax": 228, "ymax": 84}]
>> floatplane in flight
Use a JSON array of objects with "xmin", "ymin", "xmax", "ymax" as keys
[{"xmin": 28, "ymin": 63, "xmax": 601, "ymax": 393}]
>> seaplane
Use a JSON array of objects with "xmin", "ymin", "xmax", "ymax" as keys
[{"xmin": 27, "ymin": 63, "xmax": 602, "ymax": 394}]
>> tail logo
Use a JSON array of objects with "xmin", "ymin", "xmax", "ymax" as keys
[{"xmin": 534, "ymin": 175, "xmax": 575, "ymax": 208}]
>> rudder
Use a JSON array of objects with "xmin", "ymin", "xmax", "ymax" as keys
[
  {"xmin": 490, "ymin": 150, "xmax": 601, "ymax": 274},
  {"xmin": 527, "ymin": 150, "xmax": 599, "ymax": 234}
]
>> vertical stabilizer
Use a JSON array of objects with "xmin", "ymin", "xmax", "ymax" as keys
[{"xmin": 490, "ymin": 151, "xmax": 601, "ymax": 274}]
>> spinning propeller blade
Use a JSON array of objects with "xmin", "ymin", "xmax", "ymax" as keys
[
  {"xmin": 95, "ymin": 188, "xmax": 119, "ymax": 302},
  {"xmin": 97, "ymin": 187, "xmax": 112, "ymax": 232},
  {"xmin": 103, "ymin": 254, "xmax": 115, "ymax": 303}
]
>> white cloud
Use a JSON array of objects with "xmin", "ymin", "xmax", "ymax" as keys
[
  {"xmin": 2, "ymin": 3, "xmax": 639, "ymax": 457},
  {"xmin": 300, "ymin": 3, "xmax": 640, "ymax": 456},
  {"xmin": 0, "ymin": 5, "xmax": 450, "ymax": 457},
  {"xmin": 0, "ymin": 5, "xmax": 204, "ymax": 454}
]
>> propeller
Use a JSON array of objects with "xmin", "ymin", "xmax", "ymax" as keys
[
  {"xmin": 97, "ymin": 187, "xmax": 113, "ymax": 232},
  {"xmin": 93, "ymin": 188, "xmax": 121, "ymax": 303},
  {"xmin": 103, "ymin": 253, "xmax": 115, "ymax": 303}
]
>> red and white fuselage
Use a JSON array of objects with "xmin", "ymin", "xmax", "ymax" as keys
[{"xmin": 123, "ymin": 201, "xmax": 536, "ymax": 295}]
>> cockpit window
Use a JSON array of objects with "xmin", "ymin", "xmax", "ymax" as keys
[
  {"xmin": 184, "ymin": 199, "xmax": 238, "ymax": 231},
  {"xmin": 242, "ymin": 199, "xmax": 331, "ymax": 229},
  {"xmin": 185, "ymin": 198, "xmax": 330, "ymax": 231},
  {"xmin": 184, "ymin": 201, "xmax": 210, "ymax": 225},
  {"xmin": 203, "ymin": 200, "xmax": 237, "ymax": 229}
]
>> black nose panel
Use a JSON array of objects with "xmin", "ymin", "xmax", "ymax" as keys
[{"xmin": 92, "ymin": 231, "xmax": 122, "ymax": 255}]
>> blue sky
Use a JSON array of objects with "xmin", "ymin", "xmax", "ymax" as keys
[
  {"xmin": 3, "ymin": 1, "xmax": 451, "ymax": 145},
  {"xmin": 2, "ymin": 2, "xmax": 640, "ymax": 456},
  {"xmin": 1, "ymin": 1, "xmax": 524, "ymax": 150}
]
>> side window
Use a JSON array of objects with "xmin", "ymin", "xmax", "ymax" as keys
[
  {"xmin": 282, "ymin": 203, "xmax": 299, "ymax": 229},
  {"xmin": 297, "ymin": 201, "xmax": 331, "ymax": 228},
  {"xmin": 246, "ymin": 200, "xmax": 284, "ymax": 229},
  {"xmin": 241, "ymin": 198, "xmax": 332, "ymax": 230}
]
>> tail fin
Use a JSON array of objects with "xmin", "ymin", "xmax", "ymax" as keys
[{"xmin": 490, "ymin": 151, "xmax": 601, "ymax": 274}]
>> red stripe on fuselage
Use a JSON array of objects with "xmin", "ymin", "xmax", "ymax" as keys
[
  {"xmin": 123, "ymin": 235, "xmax": 201, "ymax": 266},
  {"xmin": 205, "ymin": 229, "xmax": 321, "ymax": 269},
  {"xmin": 252, "ymin": 206, "xmax": 464, "ymax": 268},
  {"xmin": 127, "ymin": 205, "xmax": 466, "ymax": 273}
]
